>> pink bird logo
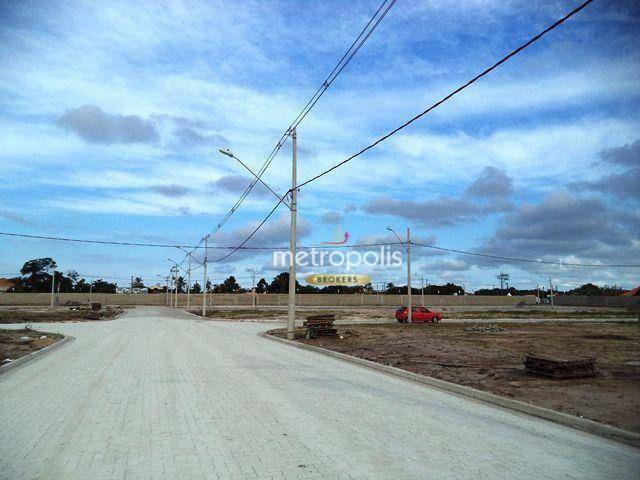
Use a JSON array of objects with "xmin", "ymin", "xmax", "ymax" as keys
[{"xmin": 321, "ymin": 232, "xmax": 350, "ymax": 245}]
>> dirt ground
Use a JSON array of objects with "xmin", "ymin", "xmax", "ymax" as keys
[
  {"xmin": 192, "ymin": 306, "xmax": 637, "ymax": 323},
  {"xmin": 0, "ymin": 306, "xmax": 125, "ymax": 324},
  {"xmin": 0, "ymin": 328, "xmax": 63, "ymax": 364},
  {"xmin": 271, "ymin": 322, "xmax": 640, "ymax": 433}
]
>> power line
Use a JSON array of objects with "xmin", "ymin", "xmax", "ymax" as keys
[
  {"xmin": 294, "ymin": 0, "xmax": 594, "ymax": 190},
  {"xmin": 412, "ymin": 242, "xmax": 639, "ymax": 268},
  {"xmin": 190, "ymin": 0, "xmax": 398, "ymax": 257},
  {"xmin": 0, "ymin": 230, "xmax": 400, "ymax": 251},
  {"xmin": 220, "ymin": 0, "xmax": 595, "ymax": 263}
]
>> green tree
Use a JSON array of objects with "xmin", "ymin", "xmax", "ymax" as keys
[
  {"xmin": 175, "ymin": 276, "xmax": 186, "ymax": 293},
  {"xmin": 221, "ymin": 275, "xmax": 241, "ymax": 293},
  {"xmin": 256, "ymin": 278, "xmax": 268, "ymax": 294},
  {"xmin": 18, "ymin": 257, "xmax": 57, "ymax": 292},
  {"xmin": 267, "ymin": 272, "xmax": 300, "ymax": 293},
  {"xmin": 91, "ymin": 279, "xmax": 117, "ymax": 293},
  {"xmin": 191, "ymin": 282, "xmax": 202, "ymax": 294},
  {"xmin": 132, "ymin": 277, "xmax": 145, "ymax": 289}
]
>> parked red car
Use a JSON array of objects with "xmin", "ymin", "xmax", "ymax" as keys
[{"xmin": 395, "ymin": 306, "xmax": 442, "ymax": 323}]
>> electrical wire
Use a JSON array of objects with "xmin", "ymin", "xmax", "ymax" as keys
[
  {"xmin": 188, "ymin": 0, "xmax": 398, "ymax": 261},
  {"xmin": 219, "ymin": 0, "xmax": 596, "ymax": 263},
  {"xmin": 294, "ymin": 0, "xmax": 594, "ymax": 190},
  {"xmin": 412, "ymin": 242, "xmax": 639, "ymax": 268}
]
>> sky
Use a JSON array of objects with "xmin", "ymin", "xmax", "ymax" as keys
[{"xmin": 0, "ymin": 0, "xmax": 639, "ymax": 291}]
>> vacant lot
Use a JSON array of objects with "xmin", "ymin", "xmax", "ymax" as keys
[
  {"xmin": 1, "ymin": 328, "xmax": 63, "ymax": 364},
  {"xmin": 271, "ymin": 322, "xmax": 640, "ymax": 432},
  {"xmin": 0, "ymin": 307, "xmax": 124, "ymax": 324},
  {"xmin": 191, "ymin": 306, "xmax": 636, "ymax": 323}
]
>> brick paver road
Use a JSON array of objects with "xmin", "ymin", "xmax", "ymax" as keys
[{"xmin": 1, "ymin": 307, "xmax": 638, "ymax": 479}]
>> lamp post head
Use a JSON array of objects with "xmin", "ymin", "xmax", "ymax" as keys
[{"xmin": 218, "ymin": 148, "xmax": 234, "ymax": 158}]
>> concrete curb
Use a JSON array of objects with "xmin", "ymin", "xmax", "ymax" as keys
[
  {"xmin": 260, "ymin": 330, "xmax": 640, "ymax": 448},
  {"xmin": 0, "ymin": 335, "xmax": 75, "ymax": 375}
]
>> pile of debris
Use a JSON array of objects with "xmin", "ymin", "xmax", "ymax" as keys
[
  {"xmin": 304, "ymin": 314, "xmax": 337, "ymax": 339},
  {"xmin": 524, "ymin": 354, "xmax": 596, "ymax": 379},
  {"xmin": 464, "ymin": 324, "xmax": 505, "ymax": 333}
]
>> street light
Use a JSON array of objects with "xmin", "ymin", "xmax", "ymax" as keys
[
  {"xmin": 218, "ymin": 137, "xmax": 298, "ymax": 340},
  {"xmin": 175, "ymin": 246, "xmax": 193, "ymax": 309},
  {"xmin": 387, "ymin": 226, "xmax": 411, "ymax": 323}
]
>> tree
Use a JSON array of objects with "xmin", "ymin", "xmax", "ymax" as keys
[
  {"xmin": 91, "ymin": 279, "xmax": 117, "ymax": 293},
  {"xmin": 191, "ymin": 282, "xmax": 202, "ymax": 294},
  {"xmin": 74, "ymin": 279, "xmax": 91, "ymax": 293},
  {"xmin": 267, "ymin": 272, "xmax": 300, "ymax": 293},
  {"xmin": 18, "ymin": 257, "xmax": 57, "ymax": 292},
  {"xmin": 256, "ymin": 278, "xmax": 268, "ymax": 294},
  {"xmin": 175, "ymin": 276, "xmax": 186, "ymax": 293},
  {"xmin": 206, "ymin": 279, "xmax": 212, "ymax": 293},
  {"xmin": 221, "ymin": 276, "xmax": 241, "ymax": 293},
  {"xmin": 20, "ymin": 258, "xmax": 56, "ymax": 276},
  {"xmin": 132, "ymin": 277, "xmax": 145, "ymax": 289}
]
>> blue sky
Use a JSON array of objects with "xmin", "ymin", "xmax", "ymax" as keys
[{"xmin": 1, "ymin": 0, "xmax": 638, "ymax": 290}]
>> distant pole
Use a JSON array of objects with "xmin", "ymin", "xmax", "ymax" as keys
[
  {"xmin": 421, "ymin": 275, "xmax": 425, "ymax": 306},
  {"xmin": 165, "ymin": 276, "xmax": 169, "ymax": 305},
  {"xmin": 549, "ymin": 277, "xmax": 554, "ymax": 307},
  {"xmin": 407, "ymin": 227, "xmax": 412, "ymax": 324},
  {"xmin": 174, "ymin": 267, "xmax": 178, "ymax": 308},
  {"xmin": 202, "ymin": 235, "xmax": 208, "ymax": 316},
  {"xmin": 249, "ymin": 269, "xmax": 256, "ymax": 309},
  {"xmin": 50, "ymin": 269, "xmax": 55, "ymax": 308},
  {"xmin": 186, "ymin": 253, "xmax": 191, "ymax": 309},
  {"xmin": 286, "ymin": 127, "xmax": 298, "ymax": 340}
]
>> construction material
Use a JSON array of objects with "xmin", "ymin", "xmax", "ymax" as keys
[
  {"xmin": 524, "ymin": 354, "xmax": 596, "ymax": 379},
  {"xmin": 304, "ymin": 314, "xmax": 337, "ymax": 339}
]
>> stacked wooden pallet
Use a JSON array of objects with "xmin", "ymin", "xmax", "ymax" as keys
[
  {"xmin": 304, "ymin": 314, "xmax": 338, "ymax": 339},
  {"xmin": 523, "ymin": 354, "xmax": 596, "ymax": 379}
]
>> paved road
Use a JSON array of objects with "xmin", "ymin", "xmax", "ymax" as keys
[{"xmin": 1, "ymin": 307, "xmax": 638, "ymax": 480}]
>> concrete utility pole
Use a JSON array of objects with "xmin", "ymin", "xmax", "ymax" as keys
[
  {"xmin": 421, "ymin": 275, "xmax": 425, "ymax": 306},
  {"xmin": 217, "ymin": 141, "xmax": 294, "ymax": 334},
  {"xmin": 248, "ymin": 268, "xmax": 257, "ymax": 309},
  {"xmin": 549, "ymin": 277, "xmax": 554, "ymax": 307},
  {"xmin": 202, "ymin": 235, "xmax": 208, "ymax": 316},
  {"xmin": 287, "ymin": 128, "xmax": 298, "ymax": 340},
  {"xmin": 50, "ymin": 269, "xmax": 55, "ymax": 308},
  {"xmin": 407, "ymin": 227, "xmax": 412, "ymax": 324},
  {"xmin": 174, "ymin": 267, "xmax": 178, "ymax": 308},
  {"xmin": 186, "ymin": 253, "xmax": 191, "ymax": 308}
]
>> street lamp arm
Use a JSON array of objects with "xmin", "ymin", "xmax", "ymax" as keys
[
  {"xmin": 218, "ymin": 149, "xmax": 291, "ymax": 210},
  {"xmin": 386, "ymin": 226, "xmax": 408, "ymax": 251}
]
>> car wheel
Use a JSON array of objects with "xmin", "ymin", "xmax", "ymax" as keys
[{"xmin": 433, "ymin": 316, "xmax": 440, "ymax": 323}]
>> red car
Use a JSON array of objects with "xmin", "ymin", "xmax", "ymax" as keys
[{"xmin": 395, "ymin": 306, "xmax": 442, "ymax": 323}]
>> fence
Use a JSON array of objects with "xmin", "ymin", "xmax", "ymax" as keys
[{"xmin": 0, "ymin": 293, "xmax": 636, "ymax": 308}]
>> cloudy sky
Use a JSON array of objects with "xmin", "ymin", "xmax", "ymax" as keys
[{"xmin": 1, "ymin": 0, "xmax": 638, "ymax": 290}]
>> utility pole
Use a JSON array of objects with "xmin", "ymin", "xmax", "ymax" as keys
[
  {"xmin": 165, "ymin": 276, "xmax": 169, "ymax": 306},
  {"xmin": 407, "ymin": 227, "xmax": 412, "ymax": 324},
  {"xmin": 174, "ymin": 267, "xmax": 178, "ymax": 308},
  {"xmin": 421, "ymin": 275, "xmax": 425, "ymax": 306},
  {"xmin": 549, "ymin": 277, "xmax": 554, "ymax": 307},
  {"xmin": 202, "ymin": 235, "xmax": 208, "ymax": 316},
  {"xmin": 248, "ymin": 268, "xmax": 256, "ymax": 309},
  {"xmin": 186, "ymin": 253, "xmax": 191, "ymax": 309},
  {"xmin": 287, "ymin": 127, "xmax": 298, "ymax": 340},
  {"xmin": 50, "ymin": 269, "xmax": 55, "ymax": 308}
]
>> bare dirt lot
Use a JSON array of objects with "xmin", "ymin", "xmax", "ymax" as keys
[
  {"xmin": 270, "ymin": 322, "xmax": 640, "ymax": 433},
  {"xmin": 0, "ymin": 306, "xmax": 125, "ymax": 324},
  {"xmin": 0, "ymin": 328, "xmax": 63, "ymax": 364},
  {"xmin": 192, "ymin": 305, "xmax": 637, "ymax": 323}
]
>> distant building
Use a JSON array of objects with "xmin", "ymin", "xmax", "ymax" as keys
[
  {"xmin": 621, "ymin": 285, "xmax": 639, "ymax": 296},
  {"xmin": 0, "ymin": 278, "xmax": 18, "ymax": 292}
]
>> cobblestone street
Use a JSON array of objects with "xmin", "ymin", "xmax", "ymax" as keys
[{"xmin": 1, "ymin": 307, "xmax": 638, "ymax": 479}]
